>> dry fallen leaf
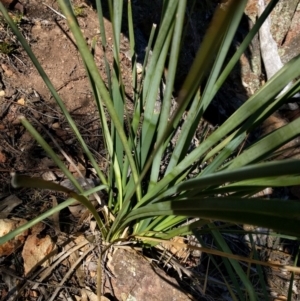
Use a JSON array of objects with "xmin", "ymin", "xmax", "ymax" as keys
[
  {"xmin": 0, "ymin": 218, "xmax": 28, "ymax": 256},
  {"xmin": 17, "ymin": 98, "xmax": 25, "ymax": 105},
  {"xmin": 0, "ymin": 151, "xmax": 6, "ymax": 163},
  {"xmin": 30, "ymin": 221, "xmax": 46, "ymax": 235},
  {"xmin": 69, "ymin": 161, "xmax": 86, "ymax": 176},
  {"xmin": 61, "ymin": 234, "xmax": 90, "ymax": 267},
  {"xmin": 1, "ymin": 64, "xmax": 14, "ymax": 77},
  {"xmin": 42, "ymin": 171, "xmax": 57, "ymax": 181},
  {"xmin": 51, "ymin": 122, "xmax": 60, "ymax": 129},
  {"xmin": 22, "ymin": 233, "xmax": 56, "ymax": 275},
  {"xmin": 161, "ymin": 236, "xmax": 189, "ymax": 259}
]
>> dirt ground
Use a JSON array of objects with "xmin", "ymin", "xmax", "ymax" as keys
[{"xmin": 1, "ymin": 0, "xmax": 300, "ymax": 300}]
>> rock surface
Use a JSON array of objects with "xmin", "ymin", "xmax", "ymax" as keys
[{"xmin": 107, "ymin": 248, "xmax": 194, "ymax": 301}]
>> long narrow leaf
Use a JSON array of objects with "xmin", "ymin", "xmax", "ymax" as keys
[
  {"xmin": 11, "ymin": 174, "xmax": 107, "ymax": 237},
  {"xmin": 57, "ymin": 0, "xmax": 141, "ymax": 200},
  {"xmin": 141, "ymin": 54, "xmax": 300, "ymax": 204},
  {"xmin": 228, "ymin": 116, "xmax": 300, "ymax": 169},
  {"xmin": 122, "ymin": 198, "xmax": 300, "ymax": 236}
]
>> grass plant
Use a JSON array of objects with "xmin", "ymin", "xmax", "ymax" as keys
[{"xmin": 1, "ymin": 0, "xmax": 300, "ymax": 299}]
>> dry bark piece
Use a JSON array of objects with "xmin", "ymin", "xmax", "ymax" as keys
[
  {"xmin": 258, "ymin": 0, "xmax": 300, "ymax": 102},
  {"xmin": 0, "ymin": 194, "xmax": 22, "ymax": 218}
]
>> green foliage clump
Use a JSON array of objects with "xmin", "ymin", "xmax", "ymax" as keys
[
  {"xmin": 0, "ymin": 41, "xmax": 15, "ymax": 54},
  {"xmin": 1, "ymin": 0, "xmax": 300, "ymax": 299},
  {"xmin": 73, "ymin": 6, "xmax": 85, "ymax": 17}
]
